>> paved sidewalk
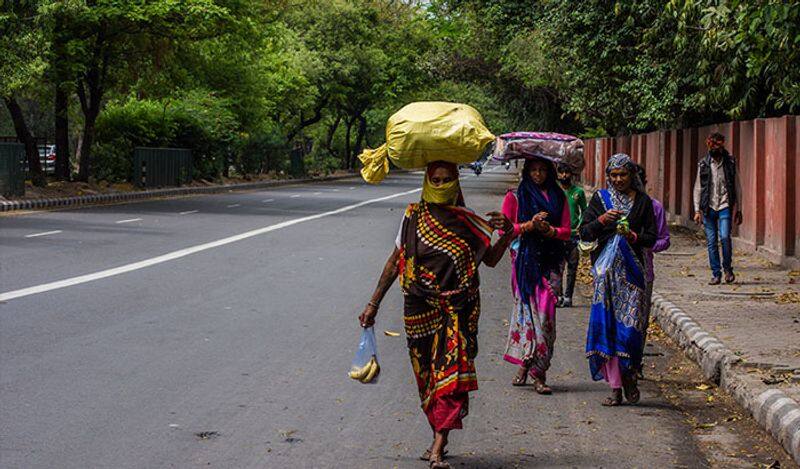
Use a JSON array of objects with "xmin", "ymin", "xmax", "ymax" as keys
[{"xmin": 651, "ymin": 225, "xmax": 800, "ymax": 463}]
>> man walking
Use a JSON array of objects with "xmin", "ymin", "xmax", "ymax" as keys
[
  {"xmin": 556, "ymin": 162, "xmax": 587, "ymax": 308},
  {"xmin": 693, "ymin": 132, "xmax": 743, "ymax": 285}
]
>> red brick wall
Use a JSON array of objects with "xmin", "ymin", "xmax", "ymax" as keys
[{"xmin": 582, "ymin": 115, "xmax": 799, "ymax": 266}]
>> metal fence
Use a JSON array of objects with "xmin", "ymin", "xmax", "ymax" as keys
[
  {"xmin": 0, "ymin": 142, "xmax": 25, "ymax": 197},
  {"xmin": 133, "ymin": 147, "xmax": 192, "ymax": 188}
]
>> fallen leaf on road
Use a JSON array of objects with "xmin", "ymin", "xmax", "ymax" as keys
[
  {"xmin": 776, "ymin": 291, "xmax": 800, "ymax": 304},
  {"xmin": 695, "ymin": 421, "xmax": 717, "ymax": 429},
  {"xmin": 383, "ymin": 330, "xmax": 400, "ymax": 337},
  {"xmin": 695, "ymin": 384, "xmax": 711, "ymax": 391}
]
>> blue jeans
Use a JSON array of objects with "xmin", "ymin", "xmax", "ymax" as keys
[{"xmin": 703, "ymin": 208, "xmax": 732, "ymax": 277}]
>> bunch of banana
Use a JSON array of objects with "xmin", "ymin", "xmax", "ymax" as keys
[
  {"xmin": 616, "ymin": 216, "xmax": 630, "ymax": 235},
  {"xmin": 349, "ymin": 356, "xmax": 380, "ymax": 383}
]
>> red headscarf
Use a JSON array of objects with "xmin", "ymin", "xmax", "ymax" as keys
[{"xmin": 706, "ymin": 133, "xmax": 725, "ymax": 152}]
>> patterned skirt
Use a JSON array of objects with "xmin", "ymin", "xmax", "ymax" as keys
[
  {"xmin": 403, "ymin": 289, "xmax": 480, "ymax": 431},
  {"xmin": 503, "ymin": 272, "xmax": 560, "ymax": 379}
]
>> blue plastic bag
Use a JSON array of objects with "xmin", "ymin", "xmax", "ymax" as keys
[
  {"xmin": 592, "ymin": 234, "xmax": 620, "ymax": 279},
  {"xmin": 349, "ymin": 327, "xmax": 380, "ymax": 384}
]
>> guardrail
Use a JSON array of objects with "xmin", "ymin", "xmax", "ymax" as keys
[
  {"xmin": 0, "ymin": 142, "xmax": 25, "ymax": 197},
  {"xmin": 133, "ymin": 147, "xmax": 192, "ymax": 188}
]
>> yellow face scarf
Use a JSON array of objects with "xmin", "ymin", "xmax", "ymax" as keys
[{"xmin": 422, "ymin": 174, "xmax": 461, "ymax": 205}]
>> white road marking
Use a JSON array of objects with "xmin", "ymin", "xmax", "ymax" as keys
[
  {"xmin": 262, "ymin": 199, "xmax": 275, "ymax": 203},
  {"xmin": 115, "ymin": 218, "xmax": 143, "ymax": 224},
  {"xmin": 0, "ymin": 187, "xmax": 422, "ymax": 302},
  {"xmin": 312, "ymin": 192, "xmax": 322, "ymax": 195},
  {"xmin": 290, "ymin": 194, "xmax": 301, "ymax": 198},
  {"xmin": 226, "ymin": 204, "xmax": 241, "ymax": 208},
  {"xmin": 179, "ymin": 210, "xmax": 199, "ymax": 215},
  {"xmin": 331, "ymin": 189, "xmax": 340, "ymax": 192},
  {"xmin": 25, "ymin": 230, "xmax": 62, "ymax": 238},
  {"xmin": 349, "ymin": 187, "xmax": 356, "ymax": 190}
]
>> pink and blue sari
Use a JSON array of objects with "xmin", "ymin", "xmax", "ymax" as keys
[{"xmin": 586, "ymin": 189, "xmax": 647, "ymax": 381}]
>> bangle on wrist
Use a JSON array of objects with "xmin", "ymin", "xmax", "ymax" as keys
[{"xmin": 368, "ymin": 301, "xmax": 379, "ymax": 309}]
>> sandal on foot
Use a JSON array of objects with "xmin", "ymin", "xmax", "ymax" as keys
[
  {"xmin": 602, "ymin": 389, "xmax": 623, "ymax": 406},
  {"xmin": 512, "ymin": 369, "xmax": 528, "ymax": 387},
  {"xmin": 622, "ymin": 376, "xmax": 640, "ymax": 404},
  {"xmin": 429, "ymin": 454, "xmax": 451, "ymax": 469},
  {"xmin": 420, "ymin": 449, "xmax": 447, "ymax": 461},
  {"xmin": 533, "ymin": 379, "xmax": 552, "ymax": 395}
]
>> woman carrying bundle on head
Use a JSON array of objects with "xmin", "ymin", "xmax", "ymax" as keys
[
  {"xmin": 359, "ymin": 160, "xmax": 515, "ymax": 468},
  {"xmin": 500, "ymin": 156, "xmax": 572, "ymax": 395}
]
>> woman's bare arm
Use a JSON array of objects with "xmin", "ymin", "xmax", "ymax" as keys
[
  {"xmin": 359, "ymin": 247, "xmax": 400, "ymax": 327},
  {"xmin": 483, "ymin": 230, "xmax": 515, "ymax": 267}
]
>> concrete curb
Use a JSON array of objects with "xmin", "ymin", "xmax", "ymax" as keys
[
  {"xmin": 0, "ymin": 174, "xmax": 359, "ymax": 213},
  {"xmin": 651, "ymin": 292, "xmax": 800, "ymax": 464}
]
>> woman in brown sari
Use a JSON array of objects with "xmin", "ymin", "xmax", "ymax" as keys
[{"xmin": 359, "ymin": 161, "xmax": 514, "ymax": 468}]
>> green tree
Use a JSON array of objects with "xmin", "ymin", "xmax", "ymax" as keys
[{"xmin": 0, "ymin": 0, "xmax": 48, "ymax": 185}]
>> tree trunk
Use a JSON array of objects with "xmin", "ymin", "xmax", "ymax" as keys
[
  {"xmin": 4, "ymin": 97, "xmax": 46, "ymax": 187},
  {"xmin": 286, "ymin": 97, "xmax": 328, "ymax": 142},
  {"xmin": 325, "ymin": 114, "xmax": 341, "ymax": 157},
  {"xmin": 54, "ymin": 86, "xmax": 71, "ymax": 180},
  {"xmin": 53, "ymin": 12, "xmax": 71, "ymax": 181},
  {"xmin": 353, "ymin": 114, "xmax": 367, "ymax": 169},
  {"xmin": 76, "ymin": 34, "xmax": 109, "ymax": 183},
  {"xmin": 343, "ymin": 117, "xmax": 353, "ymax": 170},
  {"xmin": 77, "ymin": 111, "xmax": 97, "ymax": 182}
]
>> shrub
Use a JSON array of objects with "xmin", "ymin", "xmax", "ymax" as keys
[{"xmin": 92, "ymin": 90, "xmax": 239, "ymax": 182}]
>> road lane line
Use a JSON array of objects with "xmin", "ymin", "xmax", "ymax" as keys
[
  {"xmin": 226, "ymin": 204, "xmax": 241, "ymax": 208},
  {"xmin": 25, "ymin": 230, "xmax": 63, "ymax": 238},
  {"xmin": 262, "ymin": 199, "xmax": 274, "ymax": 203},
  {"xmin": 290, "ymin": 194, "xmax": 301, "ymax": 198},
  {"xmin": 331, "ymin": 189, "xmax": 340, "ymax": 192},
  {"xmin": 313, "ymin": 192, "xmax": 322, "ymax": 195},
  {"xmin": 115, "ymin": 218, "xmax": 143, "ymax": 224},
  {"xmin": 179, "ymin": 210, "xmax": 199, "ymax": 215},
  {"xmin": 0, "ymin": 187, "xmax": 422, "ymax": 302}
]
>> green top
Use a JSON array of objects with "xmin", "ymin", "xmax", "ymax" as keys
[{"xmin": 562, "ymin": 183, "xmax": 587, "ymax": 235}]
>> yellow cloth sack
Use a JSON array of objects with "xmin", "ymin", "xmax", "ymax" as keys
[{"xmin": 359, "ymin": 102, "xmax": 495, "ymax": 184}]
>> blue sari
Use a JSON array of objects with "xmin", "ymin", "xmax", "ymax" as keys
[{"xmin": 586, "ymin": 189, "xmax": 647, "ymax": 381}]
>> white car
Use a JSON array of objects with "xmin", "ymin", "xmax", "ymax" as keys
[{"xmin": 37, "ymin": 144, "xmax": 56, "ymax": 173}]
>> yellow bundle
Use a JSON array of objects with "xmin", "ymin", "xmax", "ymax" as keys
[{"xmin": 359, "ymin": 102, "xmax": 495, "ymax": 184}]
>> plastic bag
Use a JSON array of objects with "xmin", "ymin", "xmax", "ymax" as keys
[
  {"xmin": 592, "ymin": 234, "xmax": 620, "ymax": 279},
  {"xmin": 349, "ymin": 327, "xmax": 380, "ymax": 384},
  {"xmin": 359, "ymin": 102, "xmax": 495, "ymax": 184}
]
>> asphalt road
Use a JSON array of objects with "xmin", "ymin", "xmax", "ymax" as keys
[{"xmin": 0, "ymin": 166, "xmax": 764, "ymax": 468}]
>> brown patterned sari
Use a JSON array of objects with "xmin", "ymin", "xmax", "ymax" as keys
[{"xmin": 398, "ymin": 200, "xmax": 492, "ymax": 431}]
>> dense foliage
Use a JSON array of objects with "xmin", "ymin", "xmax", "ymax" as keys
[{"xmin": 1, "ymin": 0, "xmax": 797, "ymax": 183}]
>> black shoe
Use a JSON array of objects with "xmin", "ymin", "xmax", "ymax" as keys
[
  {"xmin": 724, "ymin": 271, "xmax": 735, "ymax": 284},
  {"xmin": 561, "ymin": 297, "xmax": 573, "ymax": 308},
  {"xmin": 556, "ymin": 297, "xmax": 564, "ymax": 308},
  {"xmin": 708, "ymin": 276, "xmax": 721, "ymax": 285}
]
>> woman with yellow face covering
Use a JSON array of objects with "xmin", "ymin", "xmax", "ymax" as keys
[{"xmin": 359, "ymin": 161, "xmax": 514, "ymax": 468}]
